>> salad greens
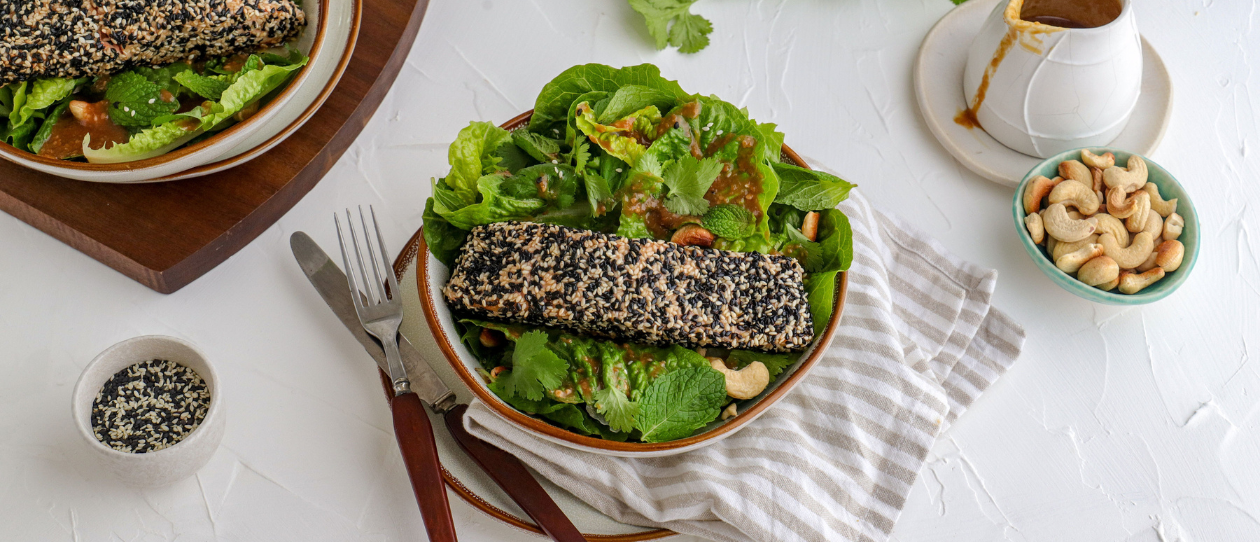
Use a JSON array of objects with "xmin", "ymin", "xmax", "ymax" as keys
[
  {"xmin": 424, "ymin": 63, "xmax": 855, "ymax": 443},
  {"xmin": 0, "ymin": 48, "xmax": 307, "ymax": 163}
]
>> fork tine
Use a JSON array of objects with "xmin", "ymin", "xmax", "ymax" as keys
[
  {"xmin": 346, "ymin": 208, "xmax": 378, "ymax": 305},
  {"xmin": 370, "ymin": 206, "xmax": 400, "ymax": 300},
  {"xmin": 358, "ymin": 205, "xmax": 387, "ymax": 303},
  {"xmin": 334, "ymin": 213, "xmax": 364, "ymax": 312}
]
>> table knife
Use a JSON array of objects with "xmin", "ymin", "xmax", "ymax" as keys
[{"xmin": 290, "ymin": 232, "xmax": 587, "ymax": 542}]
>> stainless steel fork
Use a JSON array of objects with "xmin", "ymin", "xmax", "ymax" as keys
[{"xmin": 335, "ymin": 206, "xmax": 457, "ymax": 542}]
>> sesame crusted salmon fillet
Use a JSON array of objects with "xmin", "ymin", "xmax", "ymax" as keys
[
  {"xmin": 443, "ymin": 221, "xmax": 816, "ymax": 353},
  {"xmin": 0, "ymin": 0, "xmax": 306, "ymax": 84}
]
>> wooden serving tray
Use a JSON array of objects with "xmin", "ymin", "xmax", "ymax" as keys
[{"xmin": 0, "ymin": 0, "xmax": 431, "ymax": 294}]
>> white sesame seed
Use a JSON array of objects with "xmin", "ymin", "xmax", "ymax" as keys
[{"xmin": 148, "ymin": 98, "xmax": 155, "ymax": 104}]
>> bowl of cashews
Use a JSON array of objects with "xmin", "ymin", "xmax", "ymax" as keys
[{"xmin": 1012, "ymin": 148, "xmax": 1199, "ymax": 305}]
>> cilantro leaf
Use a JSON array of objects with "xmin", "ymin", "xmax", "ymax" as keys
[
  {"xmin": 175, "ymin": 71, "xmax": 230, "ymax": 101},
  {"xmin": 105, "ymin": 71, "xmax": 179, "ymax": 127},
  {"xmin": 668, "ymin": 11, "xmax": 713, "ymax": 53},
  {"xmin": 627, "ymin": 0, "xmax": 713, "ymax": 54},
  {"xmin": 634, "ymin": 365, "xmax": 726, "ymax": 442},
  {"xmin": 496, "ymin": 331, "xmax": 568, "ymax": 401},
  {"xmin": 594, "ymin": 387, "xmax": 639, "ymax": 433},
  {"xmin": 728, "ymin": 350, "xmax": 797, "ymax": 379},
  {"xmin": 662, "ymin": 155, "xmax": 722, "ymax": 216},
  {"xmin": 702, "ymin": 204, "xmax": 756, "ymax": 239}
]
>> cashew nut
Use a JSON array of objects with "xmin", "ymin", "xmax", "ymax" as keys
[
  {"xmin": 1093, "ymin": 213, "xmax": 1129, "ymax": 248},
  {"xmin": 1101, "ymin": 231, "xmax": 1155, "ymax": 269},
  {"xmin": 1119, "ymin": 268, "xmax": 1165, "ymax": 294},
  {"xmin": 1045, "ymin": 234, "xmax": 1058, "ymax": 256},
  {"xmin": 1141, "ymin": 183, "xmax": 1178, "ymax": 218},
  {"xmin": 1059, "ymin": 160, "xmax": 1092, "ymax": 187},
  {"xmin": 1025, "ymin": 212, "xmax": 1045, "ymax": 244},
  {"xmin": 479, "ymin": 328, "xmax": 505, "ymax": 348},
  {"xmin": 720, "ymin": 403, "xmax": 738, "ymax": 421},
  {"xmin": 1103, "ymin": 155, "xmax": 1148, "ymax": 193},
  {"xmin": 1125, "ymin": 191, "xmax": 1152, "ymax": 233},
  {"xmin": 1107, "ymin": 187, "xmax": 1142, "ymax": 218},
  {"xmin": 1092, "ymin": 167, "xmax": 1105, "ymax": 193},
  {"xmin": 671, "ymin": 224, "xmax": 715, "ymax": 247},
  {"xmin": 1056, "ymin": 243, "xmax": 1104, "ymax": 274},
  {"xmin": 1156, "ymin": 240, "xmax": 1185, "ymax": 272},
  {"xmin": 1043, "ymin": 203, "xmax": 1097, "ymax": 242},
  {"xmin": 801, "ymin": 211, "xmax": 820, "ymax": 242},
  {"xmin": 1050, "ymin": 180, "xmax": 1101, "ymax": 216},
  {"xmin": 1163, "ymin": 213, "xmax": 1184, "ymax": 241},
  {"xmin": 1081, "ymin": 149, "xmax": 1116, "ymax": 170},
  {"xmin": 1142, "ymin": 212, "xmax": 1163, "ymax": 240},
  {"xmin": 1023, "ymin": 176, "xmax": 1063, "ymax": 215},
  {"xmin": 709, "ymin": 358, "xmax": 770, "ymax": 400},
  {"xmin": 1053, "ymin": 234, "xmax": 1099, "ymax": 262},
  {"xmin": 1136, "ymin": 251, "xmax": 1160, "ymax": 272},
  {"xmin": 1078, "ymin": 255, "xmax": 1120, "ymax": 287}
]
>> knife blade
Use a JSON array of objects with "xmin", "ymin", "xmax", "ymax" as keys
[
  {"xmin": 290, "ymin": 231, "xmax": 588, "ymax": 542},
  {"xmin": 291, "ymin": 231, "xmax": 455, "ymax": 411}
]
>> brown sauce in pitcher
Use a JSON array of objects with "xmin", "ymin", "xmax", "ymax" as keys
[{"xmin": 1020, "ymin": 0, "xmax": 1121, "ymax": 29}]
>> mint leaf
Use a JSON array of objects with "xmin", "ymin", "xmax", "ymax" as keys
[
  {"xmin": 669, "ymin": 12, "xmax": 713, "ymax": 53},
  {"xmin": 662, "ymin": 155, "xmax": 722, "ymax": 216},
  {"xmin": 594, "ymin": 387, "xmax": 639, "ymax": 433},
  {"xmin": 772, "ymin": 162, "xmax": 856, "ymax": 211},
  {"xmin": 497, "ymin": 331, "xmax": 568, "ymax": 401},
  {"xmin": 702, "ymin": 204, "xmax": 756, "ymax": 239},
  {"xmin": 627, "ymin": 0, "xmax": 713, "ymax": 54},
  {"xmin": 635, "ymin": 365, "xmax": 726, "ymax": 442},
  {"xmin": 175, "ymin": 71, "xmax": 230, "ymax": 101},
  {"xmin": 106, "ymin": 71, "xmax": 179, "ymax": 127}
]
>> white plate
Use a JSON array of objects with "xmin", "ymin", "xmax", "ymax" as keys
[{"xmin": 913, "ymin": 0, "xmax": 1173, "ymax": 187}]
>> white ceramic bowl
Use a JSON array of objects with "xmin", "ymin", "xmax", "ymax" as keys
[
  {"xmin": 0, "ymin": 0, "xmax": 355, "ymax": 183},
  {"xmin": 71, "ymin": 336, "xmax": 225, "ymax": 487}
]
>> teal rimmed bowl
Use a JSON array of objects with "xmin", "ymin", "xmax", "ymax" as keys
[{"xmin": 1012, "ymin": 148, "xmax": 1199, "ymax": 305}]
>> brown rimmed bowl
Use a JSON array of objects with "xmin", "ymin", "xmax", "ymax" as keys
[
  {"xmin": 0, "ymin": 0, "xmax": 357, "ymax": 183},
  {"xmin": 418, "ymin": 111, "xmax": 849, "ymax": 458}
]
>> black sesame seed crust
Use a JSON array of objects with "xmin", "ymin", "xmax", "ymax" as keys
[
  {"xmin": 443, "ymin": 222, "xmax": 816, "ymax": 353},
  {"xmin": 0, "ymin": 0, "xmax": 306, "ymax": 84}
]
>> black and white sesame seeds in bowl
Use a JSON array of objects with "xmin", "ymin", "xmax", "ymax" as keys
[{"xmin": 71, "ymin": 336, "xmax": 225, "ymax": 487}]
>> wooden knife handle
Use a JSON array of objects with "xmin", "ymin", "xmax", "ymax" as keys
[
  {"xmin": 392, "ymin": 392, "xmax": 458, "ymax": 542},
  {"xmin": 444, "ymin": 404, "xmax": 587, "ymax": 542}
]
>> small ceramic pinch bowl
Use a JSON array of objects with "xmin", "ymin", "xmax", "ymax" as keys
[
  {"xmin": 71, "ymin": 335, "xmax": 225, "ymax": 487},
  {"xmin": 1012, "ymin": 148, "xmax": 1199, "ymax": 305}
]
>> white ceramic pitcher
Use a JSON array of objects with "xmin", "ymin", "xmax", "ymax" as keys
[{"xmin": 960, "ymin": 0, "xmax": 1142, "ymax": 158}]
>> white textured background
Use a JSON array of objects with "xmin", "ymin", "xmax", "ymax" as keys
[{"xmin": 3, "ymin": 0, "xmax": 1259, "ymax": 540}]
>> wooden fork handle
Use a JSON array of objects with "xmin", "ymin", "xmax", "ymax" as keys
[
  {"xmin": 391, "ymin": 392, "xmax": 458, "ymax": 542},
  {"xmin": 444, "ymin": 404, "xmax": 587, "ymax": 542}
]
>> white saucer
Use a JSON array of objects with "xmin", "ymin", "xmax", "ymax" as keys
[{"xmin": 913, "ymin": 0, "xmax": 1173, "ymax": 187}]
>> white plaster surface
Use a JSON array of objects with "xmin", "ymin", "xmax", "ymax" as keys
[{"xmin": 2, "ymin": 0, "xmax": 1258, "ymax": 540}]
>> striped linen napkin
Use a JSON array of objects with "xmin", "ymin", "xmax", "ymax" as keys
[{"xmin": 463, "ymin": 185, "xmax": 1026, "ymax": 542}]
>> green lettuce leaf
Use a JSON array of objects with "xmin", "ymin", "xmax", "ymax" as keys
[
  {"xmin": 0, "ymin": 83, "xmax": 14, "ymax": 117},
  {"xmin": 512, "ymin": 131, "xmax": 562, "ymax": 163},
  {"xmin": 598, "ymin": 85, "xmax": 680, "ymax": 124},
  {"xmin": 433, "ymin": 173, "xmax": 547, "ymax": 230},
  {"xmin": 444, "ymin": 121, "xmax": 513, "ymax": 207},
  {"xmin": 574, "ymin": 103, "xmax": 659, "ymax": 166},
  {"xmin": 175, "ymin": 70, "xmax": 231, "ymax": 101},
  {"xmin": 529, "ymin": 63, "xmax": 689, "ymax": 136},
  {"xmin": 805, "ymin": 270, "xmax": 839, "ymax": 335},
  {"xmin": 82, "ymin": 119, "xmax": 201, "ymax": 164},
  {"xmin": 199, "ymin": 58, "xmax": 308, "ymax": 130},
  {"xmin": 9, "ymin": 78, "xmax": 77, "ymax": 132},
  {"xmin": 28, "ymin": 98, "xmax": 72, "ymax": 155},
  {"xmin": 422, "ymin": 198, "xmax": 468, "ymax": 268}
]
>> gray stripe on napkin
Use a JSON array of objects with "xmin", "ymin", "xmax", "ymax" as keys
[{"xmin": 463, "ymin": 187, "xmax": 1025, "ymax": 542}]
